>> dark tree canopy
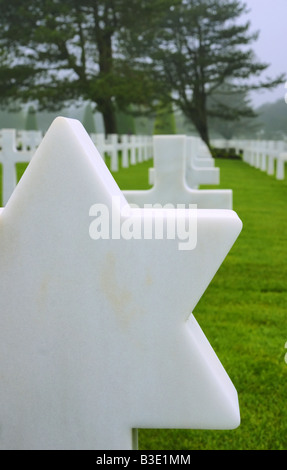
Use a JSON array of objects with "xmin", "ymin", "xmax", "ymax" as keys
[
  {"xmin": 0, "ymin": 0, "xmax": 158, "ymax": 133},
  {"xmin": 0, "ymin": 0, "xmax": 284, "ymax": 139},
  {"xmin": 123, "ymin": 0, "xmax": 285, "ymax": 145}
]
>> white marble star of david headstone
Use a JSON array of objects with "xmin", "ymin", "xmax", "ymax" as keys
[{"xmin": 0, "ymin": 118, "xmax": 242, "ymax": 450}]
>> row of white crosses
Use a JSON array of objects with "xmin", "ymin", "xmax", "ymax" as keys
[
  {"xmin": 241, "ymin": 140, "xmax": 287, "ymax": 180},
  {"xmin": 0, "ymin": 118, "xmax": 242, "ymax": 450},
  {"xmin": 0, "ymin": 129, "xmax": 153, "ymax": 205},
  {"xmin": 212, "ymin": 138, "xmax": 287, "ymax": 180},
  {"xmin": 0, "ymin": 129, "xmax": 42, "ymax": 206},
  {"xmin": 185, "ymin": 136, "xmax": 220, "ymax": 189},
  {"xmin": 91, "ymin": 134, "xmax": 153, "ymax": 172}
]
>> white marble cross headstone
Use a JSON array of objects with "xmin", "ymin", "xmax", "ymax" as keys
[
  {"xmin": 0, "ymin": 129, "xmax": 33, "ymax": 205},
  {"xmin": 185, "ymin": 137, "xmax": 220, "ymax": 189},
  {"xmin": 124, "ymin": 135, "xmax": 233, "ymax": 209},
  {"xmin": 276, "ymin": 152, "xmax": 287, "ymax": 180},
  {"xmin": 0, "ymin": 118, "xmax": 242, "ymax": 450},
  {"xmin": 17, "ymin": 130, "xmax": 43, "ymax": 152}
]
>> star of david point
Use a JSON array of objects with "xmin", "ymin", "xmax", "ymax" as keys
[{"xmin": 0, "ymin": 117, "xmax": 242, "ymax": 450}]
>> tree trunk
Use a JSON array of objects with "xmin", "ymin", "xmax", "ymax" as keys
[
  {"xmin": 197, "ymin": 122, "xmax": 211, "ymax": 151},
  {"xmin": 190, "ymin": 110, "xmax": 211, "ymax": 151},
  {"xmin": 101, "ymin": 102, "xmax": 117, "ymax": 135},
  {"xmin": 92, "ymin": 4, "xmax": 118, "ymax": 135},
  {"xmin": 190, "ymin": 84, "xmax": 211, "ymax": 151}
]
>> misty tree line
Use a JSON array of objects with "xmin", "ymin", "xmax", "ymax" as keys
[{"xmin": 0, "ymin": 0, "xmax": 284, "ymax": 146}]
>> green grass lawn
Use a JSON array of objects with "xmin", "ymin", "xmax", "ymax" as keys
[
  {"xmin": 1, "ymin": 156, "xmax": 287, "ymax": 450},
  {"xmin": 111, "ymin": 157, "xmax": 287, "ymax": 450}
]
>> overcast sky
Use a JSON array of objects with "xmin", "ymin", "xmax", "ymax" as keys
[{"xmin": 242, "ymin": 0, "xmax": 286, "ymax": 108}]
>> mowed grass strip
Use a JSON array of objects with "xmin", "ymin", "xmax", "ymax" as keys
[
  {"xmin": 1, "ymin": 155, "xmax": 287, "ymax": 449},
  {"xmin": 111, "ymin": 157, "xmax": 287, "ymax": 450}
]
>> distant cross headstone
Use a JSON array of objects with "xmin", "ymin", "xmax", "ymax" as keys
[
  {"xmin": 124, "ymin": 135, "xmax": 233, "ymax": 209},
  {"xmin": 185, "ymin": 137, "xmax": 220, "ymax": 189},
  {"xmin": 0, "ymin": 129, "xmax": 33, "ymax": 205},
  {"xmin": 17, "ymin": 130, "xmax": 43, "ymax": 152},
  {"xmin": 0, "ymin": 118, "xmax": 242, "ymax": 450},
  {"xmin": 276, "ymin": 152, "xmax": 287, "ymax": 180}
]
